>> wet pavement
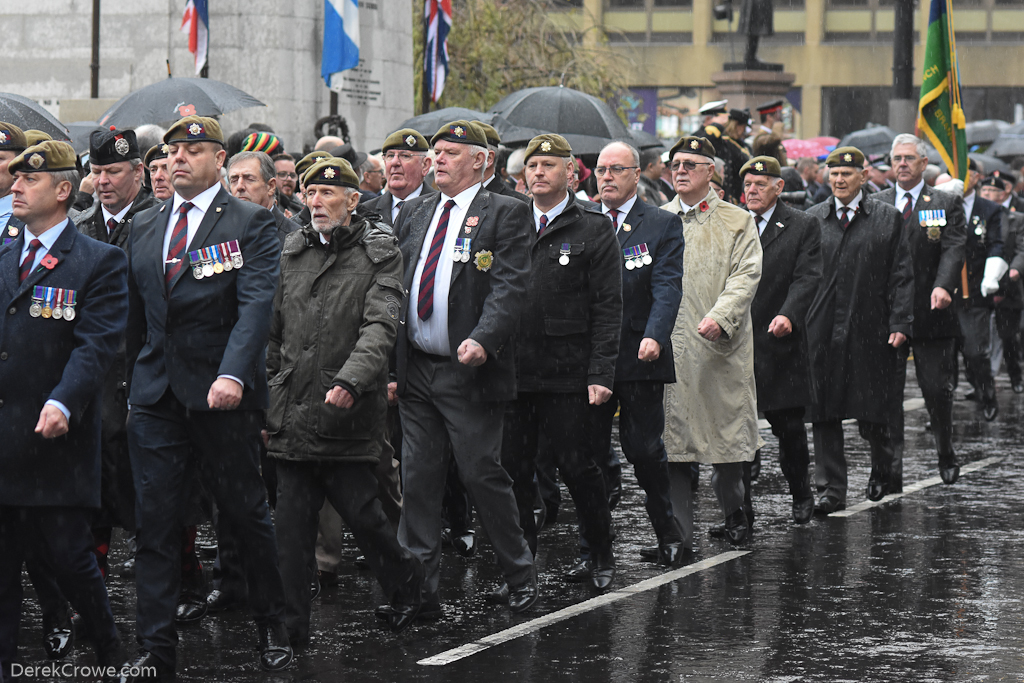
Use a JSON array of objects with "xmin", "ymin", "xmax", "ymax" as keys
[{"xmin": 15, "ymin": 361, "xmax": 1024, "ymax": 682}]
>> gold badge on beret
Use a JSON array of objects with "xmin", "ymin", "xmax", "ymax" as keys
[
  {"xmin": 0, "ymin": 132, "xmax": 7, "ymax": 144},
  {"xmin": 843, "ymin": 153, "xmax": 853, "ymax": 162},
  {"xmin": 541, "ymin": 141, "xmax": 552, "ymax": 152},
  {"xmin": 324, "ymin": 167, "xmax": 336, "ymax": 179},
  {"xmin": 28, "ymin": 153, "xmax": 43, "ymax": 169},
  {"xmin": 453, "ymin": 126, "xmax": 465, "ymax": 138},
  {"xmin": 115, "ymin": 138, "xmax": 130, "ymax": 156},
  {"xmin": 404, "ymin": 135, "xmax": 416, "ymax": 147},
  {"xmin": 690, "ymin": 140, "xmax": 701, "ymax": 150},
  {"xmin": 754, "ymin": 161, "xmax": 764, "ymax": 171},
  {"xmin": 188, "ymin": 123, "xmax": 203, "ymax": 136},
  {"xmin": 161, "ymin": 144, "xmax": 170, "ymax": 154},
  {"xmin": 474, "ymin": 250, "xmax": 493, "ymax": 272}
]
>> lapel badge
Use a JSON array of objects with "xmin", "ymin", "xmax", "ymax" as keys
[
  {"xmin": 923, "ymin": 194, "xmax": 932, "ymax": 202},
  {"xmin": 699, "ymin": 201, "xmax": 709, "ymax": 212},
  {"xmin": 474, "ymin": 250, "xmax": 493, "ymax": 272},
  {"xmin": 622, "ymin": 223, "xmax": 631, "ymax": 232},
  {"xmin": 927, "ymin": 226, "xmax": 941, "ymax": 241},
  {"xmin": 215, "ymin": 207, "xmax": 222, "ymax": 213},
  {"xmin": 465, "ymin": 216, "xmax": 479, "ymax": 227},
  {"xmin": 41, "ymin": 254, "xmax": 59, "ymax": 270},
  {"xmin": 7, "ymin": 225, "xmax": 18, "ymax": 237},
  {"xmin": 776, "ymin": 221, "xmax": 784, "ymax": 228}
]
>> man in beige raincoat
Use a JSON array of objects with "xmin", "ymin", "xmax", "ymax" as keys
[{"xmin": 661, "ymin": 135, "xmax": 762, "ymax": 546}]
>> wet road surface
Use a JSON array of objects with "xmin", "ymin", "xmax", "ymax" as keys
[{"xmin": 16, "ymin": 362, "xmax": 1024, "ymax": 681}]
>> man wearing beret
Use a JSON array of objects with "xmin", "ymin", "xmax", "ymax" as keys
[
  {"xmin": 740, "ymin": 155, "xmax": 822, "ymax": 525},
  {"xmin": 392, "ymin": 120, "xmax": 538, "ymax": 616},
  {"xmin": 875, "ymin": 134, "xmax": 967, "ymax": 485},
  {"xmin": 267, "ymin": 157, "xmax": 424, "ymax": 642},
  {"xmin": 499, "ymin": 134, "xmax": 621, "ymax": 592},
  {"xmin": 290, "ymin": 150, "xmax": 332, "ymax": 227},
  {"xmin": 0, "ymin": 140, "xmax": 129, "ymax": 681},
  {"xmin": 806, "ymin": 146, "xmax": 914, "ymax": 514},
  {"xmin": 476, "ymin": 122, "xmax": 528, "ymax": 203},
  {"xmin": 363, "ymin": 128, "xmax": 435, "ymax": 228},
  {"xmin": 122, "ymin": 116, "xmax": 292, "ymax": 678},
  {"xmin": 145, "ymin": 144, "xmax": 174, "ymax": 202},
  {"xmin": 661, "ymin": 136, "xmax": 762, "ymax": 545},
  {"xmin": 0, "ymin": 122, "xmax": 27, "ymax": 238}
]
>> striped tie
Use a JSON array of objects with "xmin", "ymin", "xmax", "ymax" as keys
[
  {"xmin": 106, "ymin": 217, "xmax": 118, "ymax": 241},
  {"xmin": 165, "ymin": 202, "xmax": 193, "ymax": 287},
  {"xmin": 417, "ymin": 199, "xmax": 456, "ymax": 321},
  {"xmin": 20, "ymin": 239, "xmax": 42, "ymax": 283},
  {"xmin": 394, "ymin": 199, "xmax": 405, "ymax": 223},
  {"xmin": 538, "ymin": 214, "xmax": 549, "ymax": 237},
  {"xmin": 607, "ymin": 208, "xmax": 619, "ymax": 232},
  {"xmin": 839, "ymin": 207, "xmax": 850, "ymax": 229},
  {"xmin": 901, "ymin": 194, "xmax": 913, "ymax": 223}
]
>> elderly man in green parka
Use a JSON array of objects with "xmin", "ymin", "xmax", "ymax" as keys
[{"xmin": 266, "ymin": 156, "xmax": 424, "ymax": 646}]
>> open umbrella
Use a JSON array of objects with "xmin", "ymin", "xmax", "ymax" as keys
[
  {"xmin": 98, "ymin": 78, "xmax": 265, "ymax": 128},
  {"xmin": 782, "ymin": 138, "xmax": 833, "ymax": 159},
  {"xmin": 0, "ymin": 92, "xmax": 71, "ymax": 141},
  {"xmin": 398, "ymin": 107, "xmax": 495, "ymax": 136},
  {"xmin": 838, "ymin": 125, "xmax": 897, "ymax": 157},
  {"xmin": 66, "ymin": 121, "xmax": 103, "ymax": 155},
  {"xmin": 988, "ymin": 122, "xmax": 1024, "ymax": 159},
  {"xmin": 969, "ymin": 152, "xmax": 1011, "ymax": 175},
  {"xmin": 488, "ymin": 86, "xmax": 631, "ymax": 144},
  {"xmin": 965, "ymin": 120, "xmax": 1009, "ymax": 147}
]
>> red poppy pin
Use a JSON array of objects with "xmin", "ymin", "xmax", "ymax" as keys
[
  {"xmin": 178, "ymin": 104, "xmax": 197, "ymax": 117},
  {"xmin": 699, "ymin": 201, "xmax": 709, "ymax": 212},
  {"xmin": 465, "ymin": 216, "xmax": 479, "ymax": 227},
  {"xmin": 40, "ymin": 254, "xmax": 59, "ymax": 270}
]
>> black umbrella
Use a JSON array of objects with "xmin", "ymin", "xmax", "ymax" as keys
[
  {"xmin": 488, "ymin": 86, "xmax": 631, "ymax": 143},
  {"xmin": 629, "ymin": 129, "xmax": 665, "ymax": 151},
  {"xmin": 838, "ymin": 125, "xmax": 897, "ymax": 157},
  {"xmin": 965, "ymin": 119, "xmax": 1009, "ymax": 147},
  {"xmin": 0, "ymin": 92, "xmax": 71, "ymax": 141},
  {"xmin": 398, "ymin": 107, "xmax": 495, "ymax": 136},
  {"xmin": 98, "ymin": 78, "xmax": 265, "ymax": 128},
  {"xmin": 66, "ymin": 121, "xmax": 104, "ymax": 155},
  {"xmin": 988, "ymin": 122, "xmax": 1024, "ymax": 159},
  {"xmin": 969, "ymin": 152, "xmax": 1011, "ymax": 175}
]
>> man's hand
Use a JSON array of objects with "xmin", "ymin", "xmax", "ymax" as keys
[
  {"xmin": 768, "ymin": 315, "xmax": 793, "ymax": 338},
  {"xmin": 35, "ymin": 405, "xmax": 69, "ymax": 439},
  {"xmin": 1011, "ymin": 269, "xmax": 1020, "ymax": 282},
  {"xmin": 207, "ymin": 377, "xmax": 243, "ymax": 410},
  {"xmin": 589, "ymin": 385, "xmax": 612, "ymax": 406},
  {"xmin": 261, "ymin": 429, "xmax": 269, "ymax": 448},
  {"xmin": 325, "ymin": 386, "xmax": 354, "ymax": 409},
  {"xmin": 888, "ymin": 332, "xmax": 907, "ymax": 348},
  {"xmin": 457, "ymin": 339, "xmax": 487, "ymax": 366},
  {"xmin": 930, "ymin": 287, "xmax": 952, "ymax": 310},
  {"xmin": 698, "ymin": 317, "xmax": 723, "ymax": 341},
  {"xmin": 387, "ymin": 381, "xmax": 398, "ymax": 406},
  {"xmin": 638, "ymin": 338, "xmax": 661, "ymax": 362}
]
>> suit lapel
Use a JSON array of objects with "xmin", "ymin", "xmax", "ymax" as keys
[
  {"xmin": 619, "ymin": 199, "xmax": 646, "ymax": 248},
  {"xmin": 759, "ymin": 202, "xmax": 786, "ymax": 249},
  {"xmin": 18, "ymin": 223, "xmax": 77, "ymax": 297},
  {"xmin": 451, "ymin": 190, "xmax": 489, "ymax": 283},
  {"xmin": 403, "ymin": 194, "xmax": 440, "ymax": 286}
]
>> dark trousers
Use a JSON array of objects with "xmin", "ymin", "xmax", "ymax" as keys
[
  {"xmin": 958, "ymin": 306, "xmax": 996, "ymax": 404},
  {"xmin": 127, "ymin": 390, "xmax": 285, "ymax": 669},
  {"xmin": 502, "ymin": 391, "xmax": 612, "ymax": 559},
  {"xmin": 588, "ymin": 381, "xmax": 679, "ymax": 543},
  {"xmin": 763, "ymin": 407, "xmax": 813, "ymax": 501},
  {"xmin": 275, "ymin": 460, "xmax": 420, "ymax": 642},
  {"xmin": 813, "ymin": 420, "xmax": 894, "ymax": 502},
  {"xmin": 1, "ymin": 507, "xmax": 120, "ymax": 681},
  {"xmin": 665, "ymin": 461, "xmax": 746, "ymax": 551},
  {"xmin": 994, "ymin": 307, "xmax": 1022, "ymax": 383},
  {"xmin": 891, "ymin": 337, "xmax": 957, "ymax": 486}
]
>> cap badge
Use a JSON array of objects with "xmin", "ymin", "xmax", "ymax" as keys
[
  {"xmin": 452, "ymin": 126, "xmax": 465, "ymax": 138},
  {"xmin": 188, "ymin": 123, "xmax": 203, "ymax": 137},
  {"xmin": 843, "ymin": 153, "xmax": 853, "ymax": 162},
  {"xmin": 115, "ymin": 138, "xmax": 130, "ymax": 156},
  {"xmin": 754, "ymin": 162, "xmax": 764, "ymax": 171},
  {"xmin": 0, "ymin": 131, "xmax": 7, "ymax": 144},
  {"xmin": 690, "ymin": 140, "xmax": 701, "ymax": 150},
  {"xmin": 161, "ymin": 144, "xmax": 170, "ymax": 154},
  {"xmin": 404, "ymin": 135, "xmax": 416, "ymax": 147},
  {"xmin": 28, "ymin": 153, "xmax": 44, "ymax": 169},
  {"xmin": 324, "ymin": 167, "xmax": 337, "ymax": 179},
  {"xmin": 541, "ymin": 141, "xmax": 552, "ymax": 152}
]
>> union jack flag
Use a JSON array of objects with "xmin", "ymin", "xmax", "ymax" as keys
[{"xmin": 424, "ymin": 0, "xmax": 452, "ymax": 103}]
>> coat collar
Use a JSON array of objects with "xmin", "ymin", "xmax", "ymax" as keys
[
  {"xmin": 758, "ymin": 200, "xmax": 789, "ymax": 248},
  {"xmin": 3, "ymin": 219, "xmax": 78, "ymax": 298},
  {"xmin": 619, "ymin": 196, "xmax": 647, "ymax": 247}
]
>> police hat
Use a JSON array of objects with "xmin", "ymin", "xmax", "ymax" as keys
[
  {"xmin": 302, "ymin": 157, "xmax": 360, "ymax": 190},
  {"xmin": 669, "ymin": 136, "xmax": 716, "ymax": 160},
  {"xmin": 90, "ymin": 126, "xmax": 141, "ymax": 165},
  {"xmin": 382, "ymin": 128, "xmax": 429, "ymax": 153},
  {"xmin": 8, "ymin": 140, "xmax": 78, "ymax": 174},
  {"xmin": 164, "ymin": 116, "xmax": 225, "ymax": 146},
  {"xmin": 0, "ymin": 122, "xmax": 27, "ymax": 152},
  {"xmin": 756, "ymin": 99, "xmax": 784, "ymax": 115},
  {"xmin": 826, "ymin": 146, "xmax": 865, "ymax": 168}
]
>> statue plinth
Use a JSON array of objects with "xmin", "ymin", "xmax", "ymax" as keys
[
  {"xmin": 710, "ymin": 69, "xmax": 797, "ymax": 112},
  {"xmin": 723, "ymin": 62, "xmax": 784, "ymax": 73}
]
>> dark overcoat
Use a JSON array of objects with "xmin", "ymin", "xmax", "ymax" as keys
[
  {"xmin": 963, "ymin": 195, "xmax": 1005, "ymax": 307},
  {"xmin": 995, "ymin": 211, "xmax": 1024, "ymax": 309}
]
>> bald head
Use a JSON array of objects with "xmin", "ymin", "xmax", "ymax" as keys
[{"xmin": 314, "ymin": 135, "xmax": 345, "ymax": 152}]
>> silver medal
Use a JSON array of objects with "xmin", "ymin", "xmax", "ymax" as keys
[
  {"xmin": 29, "ymin": 302, "xmax": 42, "ymax": 317},
  {"xmin": 642, "ymin": 254, "xmax": 652, "ymax": 266},
  {"xmin": 559, "ymin": 254, "xmax": 569, "ymax": 266},
  {"xmin": 193, "ymin": 265, "xmax": 204, "ymax": 279},
  {"xmin": 52, "ymin": 306, "xmax": 63, "ymax": 320},
  {"xmin": 461, "ymin": 250, "xmax": 470, "ymax": 263},
  {"xmin": 63, "ymin": 306, "xmax": 76, "ymax": 321},
  {"xmin": 202, "ymin": 262, "xmax": 215, "ymax": 278},
  {"xmin": 625, "ymin": 259, "xmax": 635, "ymax": 271}
]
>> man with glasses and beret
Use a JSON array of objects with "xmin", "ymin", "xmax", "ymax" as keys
[{"xmin": 363, "ymin": 129, "xmax": 435, "ymax": 228}]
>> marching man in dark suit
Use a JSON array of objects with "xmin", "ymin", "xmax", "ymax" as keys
[
  {"xmin": 875, "ymin": 134, "xmax": 967, "ymax": 485},
  {"xmin": 362, "ymin": 128, "xmax": 435, "ymax": 228},
  {"xmin": 122, "ymin": 116, "xmax": 292, "ymax": 679},
  {"xmin": 586, "ymin": 141, "xmax": 686, "ymax": 564},
  {"xmin": 392, "ymin": 120, "xmax": 538, "ymax": 617},
  {"xmin": 741, "ymin": 156, "xmax": 822, "ymax": 524},
  {"xmin": 0, "ymin": 140, "xmax": 128, "ymax": 682}
]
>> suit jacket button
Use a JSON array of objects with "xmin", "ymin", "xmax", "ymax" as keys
[
  {"xmin": 0, "ymin": 352, "xmax": 7, "ymax": 360},
  {"xmin": 7, "ymin": 307, "xmax": 14, "ymax": 315},
  {"xmin": 0, "ymin": 399, "xmax": 4, "ymax": 408}
]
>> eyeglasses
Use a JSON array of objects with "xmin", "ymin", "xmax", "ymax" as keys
[
  {"xmin": 383, "ymin": 151, "xmax": 426, "ymax": 162},
  {"xmin": 890, "ymin": 155, "xmax": 921, "ymax": 164},
  {"xmin": 670, "ymin": 160, "xmax": 713, "ymax": 173},
  {"xmin": 594, "ymin": 165, "xmax": 638, "ymax": 177},
  {"xmin": 365, "ymin": 169, "xmax": 384, "ymax": 175},
  {"xmin": 276, "ymin": 171, "xmax": 298, "ymax": 179}
]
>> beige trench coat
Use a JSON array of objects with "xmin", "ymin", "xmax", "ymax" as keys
[{"xmin": 660, "ymin": 189, "xmax": 763, "ymax": 463}]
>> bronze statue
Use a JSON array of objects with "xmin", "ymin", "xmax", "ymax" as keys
[{"xmin": 739, "ymin": 0, "xmax": 774, "ymax": 67}]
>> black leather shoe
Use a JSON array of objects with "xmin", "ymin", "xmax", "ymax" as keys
[
  {"xmin": 814, "ymin": 494, "xmax": 846, "ymax": 516},
  {"xmin": 42, "ymin": 605, "xmax": 74, "ymax": 660},
  {"xmin": 940, "ymin": 464, "xmax": 960, "ymax": 485},
  {"xmin": 591, "ymin": 556, "xmax": 615, "ymax": 592},
  {"xmin": 484, "ymin": 583, "xmax": 509, "ymax": 605},
  {"xmin": 118, "ymin": 651, "xmax": 174, "ymax": 682},
  {"xmin": 1013, "ymin": 382, "xmax": 1024, "ymax": 394},
  {"xmin": 508, "ymin": 574, "xmax": 539, "ymax": 614},
  {"xmin": 983, "ymin": 401, "xmax": 998, "ymax": 421},
  {"xmin": 174, "ymin": 591, "xmax": 208, "ymax": 624},
  {"xmin": 964, "ymin": 390, "xmax": 978, "ymax": 402},
  {"xmin": 658, "ymin": 542, "xmax": 684, "ymax": 567},
  {"xmin": 866, "ymin": 479, "xmax": 890, "ymax": 502},
  {"xmin": 723, "ymin": 509, "xmax": 748, "ymax": 545},
  {"xmin": 750, "ymin": 450, "xmax": 761, "ymax": 481},
  {"xmin": 310, "ymin": 573, "xmax": 321, "ymax": 601},
  {"xmin": 563, "ymin": 559, "xmax": 590, "ymax": 583},
  {"xmin": 376, "ymin": 600, "xmax": 443, "ymax": 622},
  {"xmin": 792, "ymin": 496, "xmax": 815, "ymax": 524},
  {"xmin": 451, "ymin": 530, "xmax": 476, "ymax": 558},
  {"xmin": 707, "ymin": 524, "xmax": 727, "ymax": 539},
  {"xmin": 206, "ymin": 589, "xmax": 243, "ymax": 613},
  {"xmin": 257, "ymin": 623, "xmax": 293, "ymax": 672},
  {"xmin": 639, "ymin": 546, "xmax": 660, "ymax": 562},
  {"xmin": 387, "ymin": 597, "xmax": 422, "ymax": 634}
]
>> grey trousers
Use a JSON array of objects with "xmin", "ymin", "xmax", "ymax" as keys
[
  {"xmin": 813, "ymin": 420, "xmax": 894, "ymax": 502},
  {"xmin": 667, "ymin": 461, "xmax": 746, "ymax": 551},
  {"xmin": 398, "ymin": 353, "xmax": 534, "ymax": 600}
]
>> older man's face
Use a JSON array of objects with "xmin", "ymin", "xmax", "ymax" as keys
[
  {"xmin": 980, "ymin": 184, "xmax": 1009, "ymax": 204},
  {"xmin": 229, "ymin": 157, "xmax": 276, "ymax": 209},
  {"xmin": 891, "ymin": 143, "xmax": 927, "ymax": 189},
  {"xmin": 671, "ymin": 152, "xmax": 714, "ymax": 201},
  {"xmin": 432, "ymin": 140, "xmax": 485, "ymax": 196},
  {"xmin": 596, "ymin": 144, "xmax": 639, "ymax": 210},
  {"xmin": 149, "ymin": 158, "xmax": 173, "ymax": 201},
  {"xmin": 306, "ymin": 184, "xmax": 359, "ymax": 234},
  {"xmin": 743, "ymin": 174, "xmax": 783, "ymax": 214},
  {"xmin": 361, "ymin": 157, "xmax": 385, "ymax": 193},
  {"xmin": 92, "ymin": 160, "xmax": 144, "ymax": 214},
  {"xmin": 383, "ymin": 150, "xmax": 431, "ymax": 200},
  {"xmin": 525, "ymin": 155, "xmax": 571, "ymax": 203},
  {"xmin": 829, "ymin": 165, "xmax": 866, "ymax": 204}
]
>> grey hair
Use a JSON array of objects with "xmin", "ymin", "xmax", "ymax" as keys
[
  {"xmin": 360, "ymin": 154, "xmax": 382, "ymax": 175},
  {"xmin": 602, "ymin": 140, "xmax": 641, "ymax": 167},
  {"xmin": 891, "ymin": 133, "xmax": 929, "ymax": 159},
  {"xmin": 923, "ymin": 164, "xmax": 941, "ymax": 183},
  {"xmin": 227, "ymin": 151, "xmax": 276, "ymax": 183},
  {"xmin": 50, "ymin": 169, "xmax": 81, "ymax": 209},
  {"xmin": 466, "ymin": 143, "xmax": 488, "ymax": 181},
  {"xmin": 506, "ymin": 147, "xmax": 526, "ymax": 176},
  {"xmin": 132, "ymin": 124, "xmax": 166, "ymax": 153}
]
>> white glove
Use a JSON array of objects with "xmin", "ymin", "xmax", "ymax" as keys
[{"xmin": 980, "ymin": 257, "xmax": 1010, "ymax": 297}]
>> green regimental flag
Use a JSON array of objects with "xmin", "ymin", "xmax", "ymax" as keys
[{"xmin": 918, "ymin": 0, "xmax": 967, "ymax": 182}]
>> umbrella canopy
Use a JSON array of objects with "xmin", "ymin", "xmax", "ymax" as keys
[
  {"xmin": 782, "ymin": 138, "xmax": 834, "ymax": 160},
  {"xmin": 969, "ymin": 152, "xmax": 1011, "ymax": 175},
  {"xmin": 965, "ymin": 119, "xmax": 1009, "ymax": 147},
  {"xmin": 629, "ymin": 129, "xmax": 665, "ymax": 151},
  {"xmin": 988, "ymin": 122, "xmax": 1024, "ymax": 159},
  {"xmin": 398, "ymin": 107, "xmax": 495, "ymax": 136},
  {"xmin": 98, "ymin": 78, "xmax": 265, "ymax": 128},
  {"xmin": 0, "ymin": 92, "xmax": 71, "ymax": 141},
  {"xmin": 488, "ymin": 86, "xmax": 632, "ymax": 144},
  {"xmin": 838, "ymin": 125, "xmax": 898, "ymax": 157},
  {"xmin": 66, "ymin": 121, "xmax": 103, "ymax": 155}
]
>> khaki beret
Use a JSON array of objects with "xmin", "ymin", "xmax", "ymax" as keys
[
  {"xmin": 295, "ymin": 151, "xmax": 333, "ymax": 180},
  {"xmin": 669, "ymin": 136, "xmax": 716, "ymax": 160},
  {"xmin": 382, "ymin": 128, "xmax": 429, "ymax": 153},
  {"xmin": 740, "ymin": 155, "xmax": 782, "ymax": 178},
  {"xmin": 430, "ymin": 120, "xmax": 488, "ymax": 147},
  {"xmin": 711, "ymin": 169, "xmax": 723, "ymax": 187},
  {"xmin": 145, "ymin": 143, "xmax": 171, "ymax": 166},
  {"xmin": 303, "ymin": 157, "xmax": 360, "ymax": 190},
  {"xmin": 24, "ymin": 130, "xmax": 53, "ymax": 147},
  {"xmin": 826, "ymin": 146, "xmax": 865, "ymax": 168},
  {"xmin": 475, "ymin": 122, "xmax": 501, "ymax": 148},
  {"xmin": 164, "ymin": 115, "xmax": 224, "ymax": 146},
  {"xmin": 8, "ymin": 140, "xmax": 78, "ymax": 174},
  {"xmin": 524, "ymin": 134, "xmax": 572, "ymax": 162},
  {"xmin": 0, "ymin": 122, "xmax": 27, "ymax": 152},
  {"xmin": 90, "ymin": 126, "xmax": 141, "ymax": 165}
]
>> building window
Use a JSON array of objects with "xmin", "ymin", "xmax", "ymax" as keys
[{"xmin": 608, "ymin": 0, "xmax": 645, "ymax": 7}]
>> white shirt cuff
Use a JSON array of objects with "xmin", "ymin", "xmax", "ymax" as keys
[
  {"xmin": 45, "ymin": 399, "xmax": 71, "ymax": 421},
  {"xmin": 217, "ymin": 374, "xmax": 244, "ymax": 389}
]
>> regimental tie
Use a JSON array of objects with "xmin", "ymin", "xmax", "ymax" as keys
[
  {"xmin": 394, "ymin": 199, "xmax": 405, "ymax": 222},
  {"xmin": 607, "ymin": 208, "xmax": 619, "ymax": 232},
  {"xmin": 417, "ymin": 199, "xmax": 456, "ymax": 321},
  {"xmin": 538, "ymin": 214, "xmax": 549, "ymax": 237},
  {"xmin": 902, "ymin": 194, "xmax": 914, "ymax": 223},
  {"xmin": 165, "ymin": 202, "xmax": 193, "ymax": 287},
  {"xmin": 839, "ymin": 206, "xmax": 851, "ymax": 229},
  {"xmin": 755, "ymin": 214, "xmax": 765, "ymax": 234},
  {"xmin": 106, "ymin": 217, "xmax": 118, "ymax": 240},
  {"xmin": 19, "ymin": 239, "xmax": 42, "ymax": 283}
]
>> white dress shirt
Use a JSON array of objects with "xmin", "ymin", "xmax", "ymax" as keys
[
  {"xmin": 101, "ymin": 201, "xmax": 133, "ymax": 235},
  {"xmin": 391, "ymin": 184, "xmax": 424, "ymax": 223},
  {"xmin": 0, "ymin": 194, "xmax": 13, "ymax": 230},
  {"xmin": 408, "ymin": 182, "xmax": 482, "ymax": 355},
  {"xmin": 162, "ymin": 182, "xmax": 222, "ymax": 266},
  {"xmin": 964, "ymin": 191, "xmax": 976, "ymax": 222},
  {"xmin": 834, "ymin": 192, "xmax": 862, "ymax": 221},
  {"xmin": 896, "ymin": 179, "xmax": 925, "ymax": 214},
  {"xmin": 749, "ymin": 201, "xmax": 777, "ymax": 236},
  {"xmin": 533, "ymin": 191, "xmax": 570, "ymax": 233},
  {"xmin": 602, "ymin": 193, "xmax": 637, "ymax": 233}
]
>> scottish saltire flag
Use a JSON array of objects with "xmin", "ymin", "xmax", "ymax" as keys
[
  {"xmin": 323, "ymin": 0, "xmax": 360, "ymax": 90},
  {"xmin": 918, "ymin": 0, "xmax": 967, "ymax": 181},
  {"xmin": 180, "ymin": 0, "xmax": 209, "ymax": 75},
  {"xmin": 424, "ymin": 0, "xmax": 452, "ymax": 103}
]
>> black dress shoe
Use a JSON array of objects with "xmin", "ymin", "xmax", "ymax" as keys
[
  {"xmin": 1013, "ymin": 382, "xmax": 1024, "ymax": 394},
  {"xmin": 376, "ymin": 600, "xmax": 443, "ymax": 622},
  {"xmin": 939, "ymin": 465, "xmax": 960, "ymax": 485},
  {"xmin": 591, "ymin": 557, "xmax": 615, "ymax": 592},
  {"xmin": 42, "ymin": 605, "xmax": 74, "ymax": 660},
  {"xmin": 118, "ymin": 652, "xmax": 174, "ymax": 682},
  {"xmin": 484, "ymin": 582, "xmax": 509, "ymax": 605},
  {"xmin": 508, "ymin": 574, "xmax": 539, "ymax": 614},
  {"xmin": 792, "ymin": 496, "xmax": 815, "ymax": 524},
  {"xmin": 707, "ymin": 524, "xmax": 727, "ymax": 539},
  {"xmin": 387, "ymin": 596, "xmax": 422, "ymax": 634},
  {"xmin": 658, "ymin": 542, "xmax": 685, "ymax": 567},
  {"xmin": 206, "ymin": 589, "xmax": 243, "ymax": 613},
  {"xmin": 639, "ymin": 545, "xmax": 660, "ymax": 562},
  {"xmin": 310, "ymin": 573, "xmax": 321, "ymax": 601},
  {"xmin": 174, "ymin": 591, "xmax": 208, "ymax": 624},
  {"xmin": 451, "ymin": 530, "xmax": 476, "ymax": 558},
  {"xmin": 723, "ymin": 509, "xmax": 749, "ymax": 545},
  {"xmin": 563, "ymin": 559, "xmax": 590, "ymax": 583},
  {"xmin": 866, "ymin": 479, "xmax": 890, "ymax": 502},
  {"xmin": 257, "ymin": 623, "xmax": 293, "ymax": 672},
  {"xmin": 814, "ymin": 494, "xmax": 845, "ymax": 515},
  {"xmin": 964, "ymin": 390, "xmax": 978, "ymax": 402},
  {"xmin": 983, "ymin": 401, "xmax": 998, "ymax": 421}
]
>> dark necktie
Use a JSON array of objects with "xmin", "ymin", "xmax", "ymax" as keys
[
  {"xmin": 165, "ymin": 202, "xmax": 193, "ymax": 287},
  {"xmin": 394, "ymin": 199, "xmax": 405, "ymax": 221},
  {"xmin": 901, "ymin": 194, "xmax": 913, "ymax": 223},
  {"xmin": 20, "ymin": 239, "xmax": 42, "ymax": 283},
  {"xmin": 607, "ymin": 208, "xmax": 619, "ymax": 231},
  {"xmin": 755, "ymin": 214, "xmax": 765, "ymax": 233},
  {"xmin": 839, "ymin": 206, "xmax": 851, "ymax": 229},
  {"xmin": 106, "ymin": 217, "xmax": 118, "ymax": 240},
  {"xmin": 538, "ymin": 214, "xmax": 549, "ymax": 237},
  {"xmin": 417, "ymin": 199, "xmax": 456, "ymax": 321}
]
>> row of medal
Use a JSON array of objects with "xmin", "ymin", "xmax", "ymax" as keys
[
  {"xmin": 623, "ymin": 244, "xmax": 652, "ymax": 270},
  {"xmin": 918, "ymin": 210, "xmax": 947, "ymax": 227},
  {"xmin": 30, "ymin": 286, "xmax": 78, "ymax": 320},
  {"xmin": 190, "ymin": 240, "xmax": 244, "ymax": 279},
  {"xmin": 452, "ymin": 238, "xmax": 472, "ymax": 263}
]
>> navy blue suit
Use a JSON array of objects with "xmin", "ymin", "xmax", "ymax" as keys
[
  {"xmin": 0, "ymin": 222, "xmax": 127, "ymax": 679},
  {"xmin": 124, "ymin": 186, "xmax": 286, "ymax": 669}
]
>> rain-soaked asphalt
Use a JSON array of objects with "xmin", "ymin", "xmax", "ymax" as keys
[{"xmin": 16, "ymin": 360, "xmax": 1024, "ymax": 682}]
